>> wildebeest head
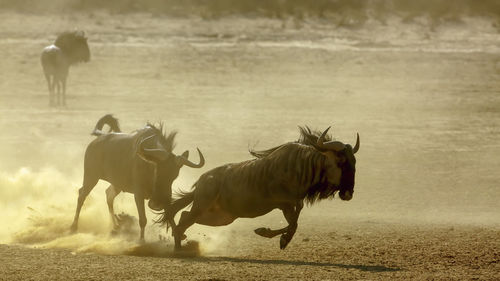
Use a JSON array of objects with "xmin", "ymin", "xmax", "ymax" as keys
[
  {"xmin": 137, "ymin": 125, "xmax": 205, "ymax": 210},
  {"xmin": 54, "ymin": 30, "xmax": 90, "ymax": 64},
  {"xmin": 313, "ymin": 127, "xmax": 360, "ymax": 201}
]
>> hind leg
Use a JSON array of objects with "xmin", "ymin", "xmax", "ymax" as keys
[
  {"xmin": 106, "ymin": 185, "xmax": 121, "ymax": 233},
  {"xmin": 174, "ymin": 210, "xmax": 198, "ymax": 251},
  {"xmin": 70, "ymin": 177, "xmax": 99, "ymax": 233},
  {"xmin": 173, "ymin": 185, "xmax": 220, "ymax": 251}
]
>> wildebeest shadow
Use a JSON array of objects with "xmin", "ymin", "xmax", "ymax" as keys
[
  {"xmin": 190, "ymin": 256, "xmax": 401, "ymax": 273},
  {"xmin": 126, "ymin": 242, "xmax": 400, "ymax": 272}
]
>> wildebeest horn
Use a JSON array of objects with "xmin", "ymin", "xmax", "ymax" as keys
[
  {"xmin": 317, "ymin": 126, "xmax": 345, "ymax": 152},
  {"xmin": 179, "ymin": 148, "xmax": 205, "ymax": 168},
  {"xmin": 139, "ymin": 134, "xmax": 169, "ymax": 161},
  {"xmin": 317, "ymin": 126, "xmax": 331, "ymax": 146},
  {"xmin": 139, "ymin": 134, "xmax": 155, "ymax": 146},
  {"xmin": 352, "ymin": 133, "xmax": 360, "ymax": 154}
]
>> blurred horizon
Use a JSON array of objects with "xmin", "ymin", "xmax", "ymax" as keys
[{"xmin": 1, "ymin": 0, "xmax": 499, "ymax": 22}]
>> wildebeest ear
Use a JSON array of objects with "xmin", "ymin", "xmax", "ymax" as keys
[{"xmin": 181, "ymin": 150, "xmax": 189, "ymax": 158}]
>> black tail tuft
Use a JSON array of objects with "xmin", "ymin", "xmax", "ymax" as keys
[
  {"xmin": 154, "ymin": 190, "xmax": 195, "ymax": 228},
  {"xmin": 91, "ymin": 114, "xmax": 121, "ymax": 136}
]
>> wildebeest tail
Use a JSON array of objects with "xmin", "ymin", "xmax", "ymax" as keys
[
  {"xmin": 91, "ymin": 114, "xmax": 121, "ymax": 136},
  {"xmin": 156, "ymin": 190, "xmax": 195, "ymax": 227}
]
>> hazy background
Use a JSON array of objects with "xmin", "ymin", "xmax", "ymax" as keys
[{"xmin": 0, "ymin": 0, "xmax": 499, "ymax": 255}]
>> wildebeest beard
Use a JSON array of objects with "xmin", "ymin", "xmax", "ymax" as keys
[{"xmin": 304, "ymin": 176, "xmax": 339, "ymax": 204}]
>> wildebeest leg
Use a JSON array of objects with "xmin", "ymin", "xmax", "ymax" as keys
[
  {"xmin": 254, "ymin": 201, "xmax": 304, "ymax": 242},
  {"xmin": 173, "ymin": 210, "xmax": 196, "ymax": 250},
  {"xmin": 134, "ymin": 194, "xmax": 147, "ymax": 242},
  {"xmin": 167, "ymin": 217, "xmax": 177, "ymax": 237},
  {"xmin": 54, "ymin": 79, "xmax": 61, "ymax": 106},
  {"xmin": 106, "ymin": 185, "xmax": 121, "ymax": 233},
  {"xmin": 44, "ymin": 73, "xmax": 54, "ymax": 106},
  {"xmin": 279, "ymin": 201, "xmax": 303, "ymax": 250},
  {"xmin": 61, "ymin": 77, "xmax": 67, "ymax": 106},
  {"xmin": 70, "ymin": 177, "xmax": 99, "ymax": 233},
  {"xmin": 254, "ymin": 226, "xmax": 288, "ymax": 238},
  {"xmin": 173, "ymin": 189, "xmax": 217, "ymax": 250}
]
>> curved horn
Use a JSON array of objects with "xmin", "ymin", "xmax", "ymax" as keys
[
  {"xmin": 352, "ymin": 133, "xmax": 360, "ymax": 154},
  {"xmin": 317, "ymin": 126, "xmax": 330, "ymax": 147},
  {"xmin": 179, "ymin": 148, "xmax": 205, "ymax": 168},
  {"xmin": 317, "ymin": 126, "xmax": 345, "ymax": 152},
  {"xmin": 139, "ymin": 134, "xmax": 169, "ymax": 161},
  {"xmin": 139, "ymin": 134, "xmax": 155, "ymax": 146}
]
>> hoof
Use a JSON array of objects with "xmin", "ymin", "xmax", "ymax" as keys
[
  {"xmin": 280, "ymin": 235, "xmax": 290, "ymax": 250},
  {"xmin": 254, "ymin": 227, "xmax": 273, "ymax": 238}
]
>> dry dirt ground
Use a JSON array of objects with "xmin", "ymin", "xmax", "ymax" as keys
[
  {"xmin": 1, "ymin": 222, "xmax": 499, "ymax": 280},
  {"xmin": 0, "ymin": 12, "xmax": 499, "ymax": 280}
]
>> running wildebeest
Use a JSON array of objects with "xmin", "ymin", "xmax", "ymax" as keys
[
  {"xmin": 160, "ymin": 126, "xmax": 360, "ymax": 251},
  {"xmin": 70, "ymin": 114, "xmax": 205, "ymax": 241},
  {"xmin": 41, "ymin": 30, "xmax": 90, "ymax": 106}
]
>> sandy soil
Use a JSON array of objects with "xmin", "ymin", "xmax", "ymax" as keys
[
  {"xmin": 0, "ymin": 12, "xmax": 499, "ymax": 280},
  {"xmin": 1, "ymin": 221, "xmax": 499, "ymax": 280}
]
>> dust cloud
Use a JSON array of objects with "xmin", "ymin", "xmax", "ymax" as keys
[
  {"xmin": 0, "ymin": 166, "xmax": 129, "ymax": 254},
  {"xmin": 0, "ymin": 166, "xmax": 237, "ymax": 256}
]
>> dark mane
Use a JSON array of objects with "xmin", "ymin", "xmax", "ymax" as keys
[
  {"xmin": 146, "ymin": 122, "xmax": 177, "ymax": 153},
  {"xmin": 242, "ymin": 143, "xmax": 337, "ymax": 205},
  {"xmin": 297, "ymin": 125, "xmax": 333, "ymax": 146},
  {"xmin": 54, "ymin": 30, "xmax": 90, "ymax": 64},
  {"xmin": 249, "ymin": 126, "xmax": 333, "ymax": 159}
]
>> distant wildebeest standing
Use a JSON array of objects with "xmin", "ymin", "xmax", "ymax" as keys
[
  {"xmin": 160, "ymin": 126, "xmax": 360, "ymax": 251},
  {"xmin": 70, "ymin": 114, "xmax": 205, "ymax": 241},
  {"xmin": 41, "ymin": 30, "xmax": 90, "ymax": 106}
]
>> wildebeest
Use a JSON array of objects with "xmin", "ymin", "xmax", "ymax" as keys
[
  {"xmin": 41, "ymin": 30, "xmax": 90, "ymax": 106},
  {"xmin": 161, "ymin": 126, "xmax": 360, "ymax": 250},
  {"xmin": 70, "ymin": 114, "xmax": 205, "ymax": 240}
]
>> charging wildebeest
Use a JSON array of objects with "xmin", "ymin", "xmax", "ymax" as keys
[
  {"xmin": 41, "ymin": 30, "xmax": 90, "ymax": 106},
  {"xmin": 70, "ymin": 114, "xmax": 205, "ymax": 241},
  {"xmin": 160, "ymin": 126, "xmax": 359, "ymax": 250}
]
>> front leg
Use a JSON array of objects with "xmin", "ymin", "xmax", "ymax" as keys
[
  {"xmin": 61, "ymin": 77, "xmax": 67, "ymax": 106},
  {"xmin": 134, "ymin": 194, "xmax": 147, "ymax": 242},
  {"xmin": 253, "ymin": 201, "xmax": 304, "ymax": 249},
  {"xmin": 279, "ymin": 201, "xmax": 303, "ymax": 250},
  {"xmin": 254, "ymin": 226, "xmax": 288, "ymax": 238}
]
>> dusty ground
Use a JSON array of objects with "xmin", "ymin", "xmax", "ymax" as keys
[
  {"xmin": 0, "ymin": 12, "xmax": 499, "ymax": 280},
  {"xmin": 1, "ymin": 222, "xmax": 499, "ymax": 280}
]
